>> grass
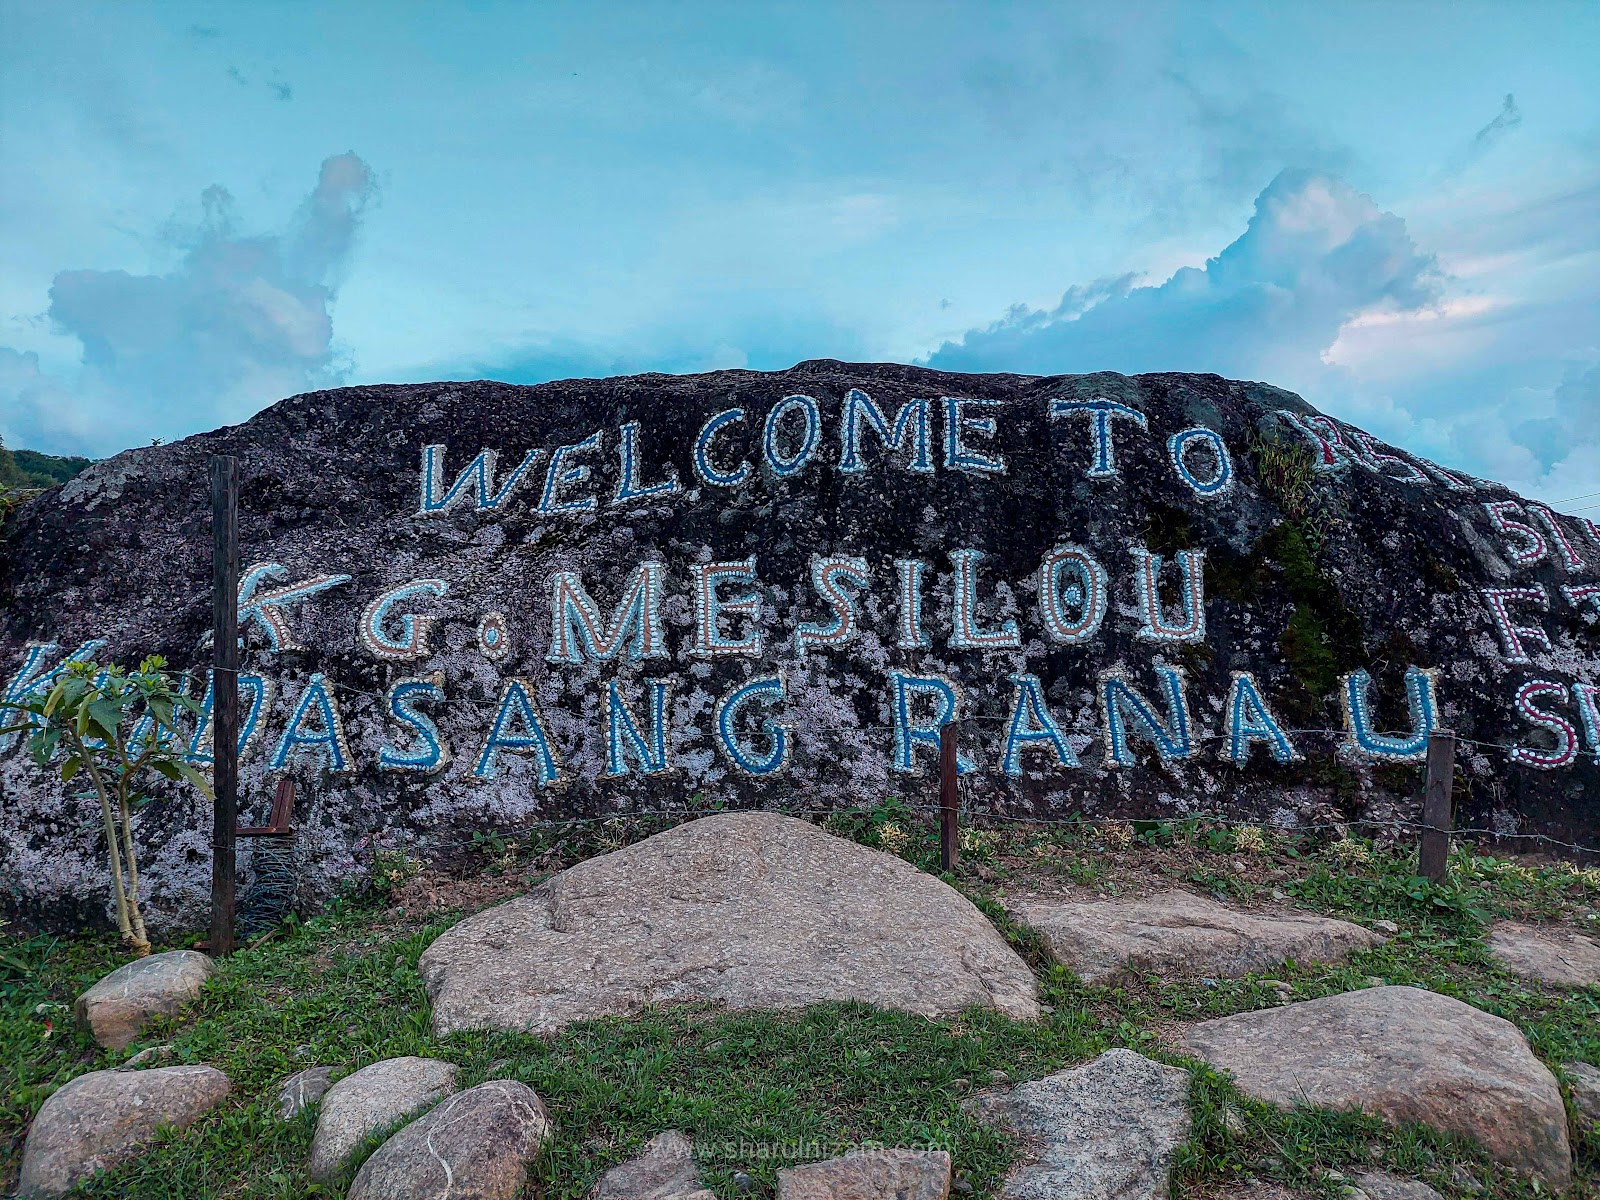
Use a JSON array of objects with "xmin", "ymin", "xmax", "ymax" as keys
[{"xmin": 2, "ymin": 815, "xmax": 1596, "ymax": 1199}]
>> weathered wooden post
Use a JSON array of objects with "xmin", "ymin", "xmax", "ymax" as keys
[
  {"xmin": 939, "ymin": 722, "xmax": 959, "ymax": 873},
  {"xmin": 209, "ymin": 455, "xmax": 239, "ymax": 955},
  {"xmin": 1418, "ymin": 728, "xmax": 1456, "ymax": 884}
]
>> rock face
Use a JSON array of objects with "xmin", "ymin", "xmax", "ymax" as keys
[
  {"xmin": 1486, "ymin": 921, "xmax": 1600, "ymax": 987},
  {"xmin": 74, "ymin": 950, "xmax": 213, "ymax": 1051},
  {"xmin": 1350, "ymin": 1174, "xmax": 1444, "ymax": 1200},
  {"xmin": 592, "ymin": 1130, "xmax": 713, "ymax": 1200},
  {"xmin": 1007, "ymin": 890, "xmax": 1383, "ymax": 984},
  {"xmin": 777, "ymin": 1149, "xmax": 952, "ymax": 1200},
  {"xmin": 308, "ymin": 1055, "xmax": 459, "ymax": 1182},
  {"xmin": 18, "ymin": 1064, "xmax": 231, "ymax": 1197},
  {"xmin": 2, "ymin": 364, "xmax": 1597, "ymax": 933},
  {"xmin": 969, "ymin": 1048, "xmax": 1191, "ymax": 1200},
  {"xmin": 276, "ymin": 1064, "xmax": 336, "ymax": 1120},
  {"xmin": 1565, "ymin": 1061, "xmax": 1600, "ymax": 1130},
  {"xmin": 346, "ymin": 1079, "xmax": 553, "ymax": 1200},
  {"xmin": 420, "ymin": 812, "xmax": 1038, "ymax": 1035},
  {"xmin": 1183, "ymin": 986, "xmax": 1570, "ymax": 1188}
]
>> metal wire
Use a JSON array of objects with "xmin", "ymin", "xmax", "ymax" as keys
[{"xmin": 237, "ymin": 833, "xmax": 298, "ymax": 936}]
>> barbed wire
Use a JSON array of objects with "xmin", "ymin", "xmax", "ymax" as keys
[{"xmin": 390, "ymin": 801, "xmax": 1600, "ymax": 859}]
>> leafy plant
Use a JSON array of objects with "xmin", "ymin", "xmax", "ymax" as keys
[{"xmin": 0, "ymin": 657, "xmax": 210, "ymax": 956}]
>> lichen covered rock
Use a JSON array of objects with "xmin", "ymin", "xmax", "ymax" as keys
[{"xmin": 2, "ymin": 364, "xmax": 1595, "ymax": 932}]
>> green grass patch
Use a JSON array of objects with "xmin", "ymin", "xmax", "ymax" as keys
[{"xmin": 2, "ymin": 828, "xmax": 1596, "ymax": 1198}]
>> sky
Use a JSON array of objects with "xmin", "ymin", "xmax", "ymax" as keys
[{"xmin": 1, "ymin": 1, "xmax": 1596, "ymax": 513}]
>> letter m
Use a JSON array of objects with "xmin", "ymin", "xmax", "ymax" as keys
[
  {"xmin": 839, "ymin": 389, "xmax": 934, "ymax": 473},
  {"xmin": 547, "ymin": 562, "xmax": 666, "ymax": 664}
]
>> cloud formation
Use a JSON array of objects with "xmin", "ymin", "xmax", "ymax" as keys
[
  {"xmin": 926, "ymin": 169, "xmax": 1440, "ymax": 387},
  {"xmin": 926, "ymin": 168, "xmax": 1598, "ymax": 505},
  {"xmin": 0, "ymin": 154, "xmax": 375, "ymax": 455}
]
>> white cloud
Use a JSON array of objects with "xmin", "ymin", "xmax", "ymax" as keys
[
  {"xmin": 0, "ymin": 153, "xmax": 376, "ymax": 456},
  {"xmin": 926, "ymin": 168, "xmax": 1599, "ymax": 505}
]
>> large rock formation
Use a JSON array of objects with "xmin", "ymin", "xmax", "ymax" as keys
[{"xmin": 1, "ymin": 363, "xmax": 1595, "ymax": 931}]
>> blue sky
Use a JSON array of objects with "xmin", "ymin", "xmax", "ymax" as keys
[{"xmin": 1, "ymin": 1, "xmax": 1596, "ymax": 510}]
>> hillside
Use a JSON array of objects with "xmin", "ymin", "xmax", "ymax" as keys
[{"xmin": 0, "ymin": 440, "xmax": 92, "ymax": 490}]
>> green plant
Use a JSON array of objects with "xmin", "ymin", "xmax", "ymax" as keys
[
  {"xmin": 1250, "ymin": 431, "xmax": 1318, "ymax": 525},
  {"xmin": 0, "ymin": 657, "xmax": 209, "ymax": 956},
  {"xmin": 368, "ymin": 846, "xmax": 422, "ymax": 898}
]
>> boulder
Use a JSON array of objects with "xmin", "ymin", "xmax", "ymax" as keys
[
  {"xmin": 592, "ymin": 1130, "xmax": 713, "ymax": 1200},
  {"xmin": 276, "ymin": 1064, "xmax": 336, "ymax": 1120},
  {"xmin": 1349, "ymin": 1173, "xmax": 1444, "ymax": 1200},
  {"xmin": 6, "ymin": 365, "xmax": 1597, "ymax": 939},
  {"xmin": 1006, "ymin": 890, "xmax": 1383, "ymax": 984},
  {"xmin": 347, "ymin": 1079, "xmax": 553, "ymax": 1200},
  {"xmin": 1563, "ymin": 1061, "xmax": 1600, "ymax": 1131},
  {"xmin": 968, "ymin": 1048, "xmax": 1190, "ymax": 1200},
  {"xmin": 18, "ymin": 1064, "xmax": 230, "ymax": 1197},
  {"xmin": 74, "ymin": 950, "xmax": 213, "ymax": 1051},
  {"xmin": 420, "ymin": 812, "xmax": 1039, "ymax": 1035},
  {"xmin": 308, "ymin": 1055, "xmax": 459, "ymax": 1182},
  {"xmin": 777, "ymin": 1149, "xmax": 951, "ymax": 1200},
  {"xmin": 1486, "ymin": 921, "xmax": 1600, "ymax": 987},
  {"xmin": 1182, "ymin": 986, "xmax": 1570, "ymax": 1188}
]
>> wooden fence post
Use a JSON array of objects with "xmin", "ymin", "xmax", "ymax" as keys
[
  {"xmin": 939, "ymin": 722, "xmax": 959, "ymax": 873},
  {"xmin": 1419, "ymin": 729, "xmax": 1456, "ymax": 884},
  {"xmin": 209, "ymin": 455, "xmax": 239, "ymax": 955}
]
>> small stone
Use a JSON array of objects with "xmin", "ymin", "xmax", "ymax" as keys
[
  {"xmin": 276, "ymin": 1065, "xmax": 336, "ymax": 1120},
  {"xmin": 74, "ymin": 951, "xmax": 213, "ymax": 1051},
  {"xmin": 122, "ymin": 1043, "xmax": 174, "ymax": 1067},
  {"xmin": 1351, "ymin": 1172, "xmax": 1444, "ymax": 1199},
  {"xmin": 18, "ymin": 1064, "xmax": 230, "ymax": 1197},
  {"xmin": 1486, "ymin": 921, "xmax": 1600, "ymax": 987},
  {"xmin": 348, "ymin": 1080, "xmax": 552, "ymax": 1200},
  {"xmin": 1563, "ymin": 1060, "xmax": 1600, "ymax": 1129},
  {"xmin": 777, "ymin": 1149, "xmax": 951, "ymax": 1200},
  {"xmin": 309, "ymin": 1056, "xmax": 459, "ymax": 1182},
  {"xmin": 592, "ymin": 1130, "xmax": 713, "ymax": 1200},
  {"xmin": 973, "ymin": 1048, "xmax": 1190, "ymax": 1200}
]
